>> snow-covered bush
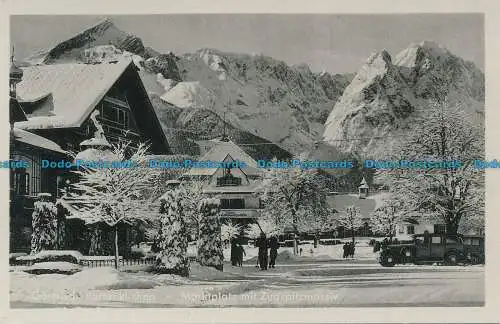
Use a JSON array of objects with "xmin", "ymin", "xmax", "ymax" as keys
[
  {"xmin": 156, "ymin": 189, "xmax": 190, "ymax": 277},
  {"xmin": 17, "ymin": 250, "xmax": 84, "ymax": 264},
  {"xmin": 55, "ymin": 203, "xmax": 68, "ymax": 249},
  {"xmin": 245, "ymin": 219, "xmax": 281, "ymax": 239},
  {"xmin": 23, "ymin": 262, "xmax": 82, "ymax": 275},
  {"xmin": 31, "ymin": 193, "xmax": 57, "ymax": 254},
  {"xmin": 221, "ymin": 222, "xmax": 242, "ymax": 243},
  {"xmin": 197, "ymin": 198, "xmax": 223, "ymax": 271}
]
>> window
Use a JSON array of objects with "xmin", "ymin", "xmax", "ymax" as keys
[
  {"xmin": 434, "ymin": 224, "xmax": 446, "ymax": 234},
  {"xmin": 472, "ymin": 239, "xmax": 481, "ymax": 246},
  {"xmin": 14, "ymin": 171, "xmax": 29, "ymax": 195},
  {"xmin": 117, "ymin": 109, "xmax": 129, "ymax": 127},
  {"xmin": 446, "ymin": 237, "xmax": 457, "ymax": 244},
  {"xmin": 431, "ymin": 236, "xmax": 442, "ymax": 244},
  {"xmin": 407, "ymin": 225, "xmax": 415, "ymax": 235},
  {"xmin": 220, "ymin": 199, "xmax": 245, "ymax": 209}
]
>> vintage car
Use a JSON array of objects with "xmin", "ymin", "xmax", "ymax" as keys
[
  {"xmin": 378, "ymin": 233, "xmax": 472, "ymax": 267},
  {"xmin": 461, "ymin": 235, "xmax": 485, "ymax": 265}
]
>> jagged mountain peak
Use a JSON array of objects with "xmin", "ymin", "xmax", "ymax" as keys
[
  {"xmin": 323, "ymin": 41, "xmax": 484, "ymax": 158},
  {"xmin": 26, "ymin": 17, "xmax": 147, "ymax": 65},
  {"xmin": 366, "ymin": 50, "xmax": 392, "ymax": 66}
]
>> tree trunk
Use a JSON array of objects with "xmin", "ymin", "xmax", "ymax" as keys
[
  {"xmin": 313, "ymin": 235, "xmax": 318, "ymax": 248},
  {"xmin": 114, "ymin": 226, "xmax": 119, "ymax": 270},
  {"xmin": 446, "ymin": 221, "xmax": 459, "ymax": 237}
]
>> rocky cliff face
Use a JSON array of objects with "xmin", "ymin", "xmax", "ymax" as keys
[
  {"xmin": 27, "ymin": 18, "xmax": 148, "ymax": 65},
  {"xmin": 22, "ymin": 19, "xmax": 483, "ymax": 162},
  {"xmin": 323, "ymin": 41, "xmax": 484, "ymax": 158},
  {"xmin": 25, "ymin": 19, "xmax": 351, "ymax": 158}
]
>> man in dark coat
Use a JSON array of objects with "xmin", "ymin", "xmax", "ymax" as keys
[
  {"xmin": 256, "ymin": 232, "xmax": 268, "ymax": 270},
  {"xmin": 268, "ymin": 235, "xmax": 279, "ymax": 268},
  {"xmin": 236, "ymin": 241, "xmax": 245, "ymax": 267},
  {"xmin": 230, "ymin": 238, "xmax": 238, "ymax": 266},
  {"xmin": 349, "ymin": 242, "xmax": 355, "ymax": 258},
  {"xmin": 342, "ymin": 242, "xmax": 348, "ymax": 258}
]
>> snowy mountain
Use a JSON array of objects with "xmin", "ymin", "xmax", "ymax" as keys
[
  {"xmin": 23, "ymin": 19, "xmax": 352, "ymax": 158},
  {"xmin": 21, "ymin": 19, "xmax": 483, "ymax": 161},
  {"xmin": 323, "ymin": 41, "xmax": 484, "ymax": 158}
]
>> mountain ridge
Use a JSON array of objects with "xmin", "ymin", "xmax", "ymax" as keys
[{"xmin": 19, "ymin": 19, "xmax": 484, "ymax": 163}]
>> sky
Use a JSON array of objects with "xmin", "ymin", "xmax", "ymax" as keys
[{"xmin": 10, "ymin": 14, "xmax": 484, "ymax": 74}]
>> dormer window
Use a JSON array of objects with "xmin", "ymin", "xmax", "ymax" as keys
[{"xmin": 217, "ymin": 168, "xmax": 242, "ymax": 186}]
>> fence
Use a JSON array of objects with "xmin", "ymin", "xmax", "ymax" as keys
[
  {"xmin": 80, "ymin": 257, "xmax": 157, "ymax": 268},
  {"xmin": 13, "ymin": 256, "xmax": 157, "ymax": 268}
]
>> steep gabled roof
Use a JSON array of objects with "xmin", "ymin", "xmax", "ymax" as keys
[
  {"xmin": 14, "ymin": 60, "xmax": 131, "ymax": 130},
  {"xmin": 184, "ymin": 139, "xmax": 260, "ymax": 177},
  {"xmin": 12, "ymin": 128, "xmax": 67, "ymax": 154}
]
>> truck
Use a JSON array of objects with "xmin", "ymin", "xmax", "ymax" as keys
[{"xmin": 378, "ymin": 233, "xmax": 484, "ymax": 267}]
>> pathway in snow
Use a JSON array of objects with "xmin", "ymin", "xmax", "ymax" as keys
[{"xmin": 10, "ymin": 257, "xmax": 484, "ymax": 308}]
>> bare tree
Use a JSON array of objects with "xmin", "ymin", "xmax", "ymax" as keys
[
  {"xmin": 257, "ymin": 165, "xmax": 328, "ymax": 254},
  {"xmin": 380, "ymin": 99, "xmax": 485, "ymax": 236},
  {"xmin": 59, "ymin": 142, "xmax": 159, "ymax": 269},
  {"xmin": 338, "ymin": 206, "xmax": 364, "ymax": 245}
]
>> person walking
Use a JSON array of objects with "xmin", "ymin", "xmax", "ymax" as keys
[
  {"xmin": 230, "ymin": 238, "xmax": 238, "ymax": 267},
  {"xmin": 268, "ymin": 235, "xmax": 279, "ymax": 268},
  {"xmin": 236, "ymin": 241, "xmax": 246, "ymax": 267},
  {"xmin": 256, "ymin": 232, "xmax": 268, "ymax": 270},
  {"xmin": 342, "ymin": 242, "xmax": 348, "ymax": 258}
]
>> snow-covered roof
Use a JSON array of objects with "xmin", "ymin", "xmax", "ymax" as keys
[
  {"xmin": 328, "ymin": 191, "xmax": 391, "ymax": 218},
  {"xmin": 184, "ymin": 139, "xmax": 260, "ymax": 177},
  {"xmin": 12, "ymin": 128, "xmax": 66, "ymax": 154},
  {"xmin": 359, "ymin": 177, "xmax": 369, "ymax": 189},
  {"xmin": 74, "ymin": 148, "xmax": 118, "ymax": 162},
  {"xmin": 14, "ymin": 60, "xmax": 132, "ymax": 130}
]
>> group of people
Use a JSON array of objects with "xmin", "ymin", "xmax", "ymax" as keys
[
  {"xmin": 255, "ymin": 232, "xmax": 279, "ymax": 270},
  {"xmin": 342, "ymin": 241, "xmax": 355, "ymax": 258}
]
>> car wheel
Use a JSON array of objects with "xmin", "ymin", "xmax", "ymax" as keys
[
  {"xmin": 445, "ymin": 252, "xmax": 458, "ymax": 265},
  {"xmin": 380, "ymin": 254, "xmax": 395, "ymax": 267},
  {"xmin": 470, "ymin": 254, "xmax": 481, "ymax": 265}
]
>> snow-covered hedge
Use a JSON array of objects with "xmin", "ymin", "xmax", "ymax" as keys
[
  {"xmin": 197, "ymin": 198, "xmax": 223, "ymax": 271},
  {"xmin": 31, "ymin": 195, "xmax": 57, "ymax": 254},
  {"xmin": 156, "ymin": 189, "xmax": 190, "ymax": 277},
  {"xmin": 17, "ymin": 250, "xmax": 84, "ymax": 264},
  {"xmin": 23, "ymin": 262, "xmax": 82, "ymax": 275}
]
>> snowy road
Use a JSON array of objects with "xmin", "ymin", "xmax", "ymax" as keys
[{"xmin": 11, "ymin": 260, "xmax": 484, "ymax": 308}]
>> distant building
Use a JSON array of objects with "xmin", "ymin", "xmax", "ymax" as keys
[
  {"xmin": 181, "ymin": 138, "xmax": 263, "ymax": 227},
  {"xmin": 328, "ymin": 177, "xmax": 389, "ymax": 237}
]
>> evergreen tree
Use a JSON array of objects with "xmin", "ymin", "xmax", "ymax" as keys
[
  {"xmin": 55, "ymin": 203, "xmax": 68, "ymax": 250},
  {"xmin": 157, "ymin": 189, "xmax": 189, "ymax": 277},
  {"xmin": 31, "ymin": 193, "xmax": 57, "ymax": 254},
  {"xmin": 197, "ymin": 198, "xmax": 223, "ymax": 271}
]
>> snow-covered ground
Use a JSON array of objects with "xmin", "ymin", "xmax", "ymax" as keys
[{"xmin": 10, "ymin": 242, "xmax": 484, "ymax": 307}]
